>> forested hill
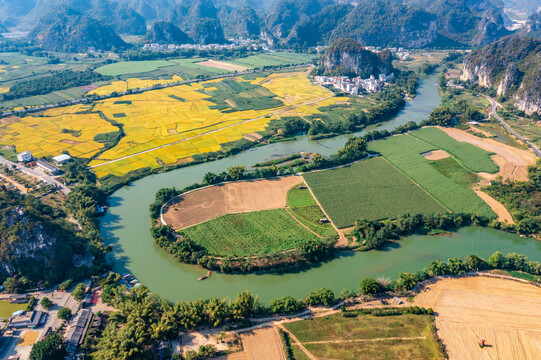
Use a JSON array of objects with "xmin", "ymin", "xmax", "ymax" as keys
[
  {"xmin": 404, "ymin": 0, "xmax": 510, "ymax": 46},
  {"xmin": 461, "ymin": 36, "xmax": 541, "ymax": 116},
  {"xmin": 317, "ymin": 38, "xmax": 394, "ymax": 77},
  {"xmin": 1, "ymin": 0, "xmax": 515, "ymax": 50},
  {"xmin": 28, "ymin": 7, "xmax": 128, "ymax": 52},
  {"xmin": 0, "ymin": 188, "xmax": 84, "ymax": 292},
  {"xmin": 143, "ymin": 21, "xmax": 194, "ymax": 45}
]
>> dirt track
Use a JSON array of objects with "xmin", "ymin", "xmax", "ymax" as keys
[
  {"xmin": 438, "ymin": 127, "xmax": 536, "ymax": 182},
  {"xmin": 415, "ymin": 277, "xmax": 541, "ymax": 360},
  {"xmin": 162, "ymin": 176, "xmax": 302, "ymax": 229}
]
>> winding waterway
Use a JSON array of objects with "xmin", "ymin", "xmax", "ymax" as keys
[{"xmin": 101, "ymin": 75, "xmax": 541, "ymax": 303}]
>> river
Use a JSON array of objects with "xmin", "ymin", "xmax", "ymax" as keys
[{"xmin": 101, "ymin": 74, "xmax": 541, "ymax": 303}]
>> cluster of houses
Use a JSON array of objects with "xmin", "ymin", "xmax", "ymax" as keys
[
  {"xmin": 142, "ymin": 38, "xmax": 267, "ymax": 52},
  {"xmin": 314, "ymin": 73, "xmax": 394, "ymax": 95},
  {"xmin": 15, "ymin": 150, "xmax": 71, "ymax": 176}
]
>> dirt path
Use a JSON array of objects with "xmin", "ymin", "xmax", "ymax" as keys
[
  {"xmin": 414, "ymin": 276, "xmax": 541, "ymax": 360},
  {"xmin": 277, "ymin": 324, "xmax": 318, "ymax": 360},
  {"xmin": 438, "ymin": 126, "xmax": 536, "ymax": 182},
  {"xmin": 474, "ymin": 189, "xmax": 514, "ymax": 224},
  {"xmin": 285, "ymin": 208, "xmax": 324, "ymax": 238}
]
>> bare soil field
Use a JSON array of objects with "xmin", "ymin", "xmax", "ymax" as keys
[
  {"xmin": 239, "ymin": 327, "xmax": 285, "ymax": 360},
  {"xmin": 439, "ymin": 127, "xmax": 536, "ymax": 182},
  {"xmin": 414, "ymin": 277, "xmax": 541, "ymax": 360},
  {"xmin": 162, "ymin": 176, "xmax": 302, "ymax": 229},
  {"xmin": 422, "ymin": 150, "xmax": 450, "ymax": 160},
  {"xmin": 474, "ymin": 190, "xmax": 514, "ymax": 224},
  {"xmin": 197, "ymin": 60, "xmax": 250, "ymax": 72}
]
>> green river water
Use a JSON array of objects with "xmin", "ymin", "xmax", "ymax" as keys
[{"xmin": 101, "ymin": 75, "xmax": 541, "ymax": 303}]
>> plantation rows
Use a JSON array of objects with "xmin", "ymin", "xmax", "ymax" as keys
[
  {"xmin": 410, "ymin": 127, "xmax": 499, "ymax": 173},
  {"xmin": 181, "ymin": 209, "xmax": 317, "ymax": 257},
  {"xmin": 367, "ymin": 134, "xmax": 495, "ymax": 218},
  {"xmin": 303, "ymin": 157, "xmax": 446, "ymax": 228}
]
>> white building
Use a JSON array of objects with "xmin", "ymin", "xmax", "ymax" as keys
[
  {"xmin": 16, "ymin": 150, "xmax": 32, "ymax": 162},
  {"xmin": 52, "ymin": 154, "xmax": 72, "ymax": 165}
]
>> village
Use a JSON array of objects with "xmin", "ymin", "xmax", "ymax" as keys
[{"xmin": 314, "ymin": 72, "xmax": 394, "ymax": 95}]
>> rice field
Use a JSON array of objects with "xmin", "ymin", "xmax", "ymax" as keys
[
  {"xmin": 87, "ymin": 75, "xmax": 184, "ymax": 96},
  {"xmin": 303, "ymin": 157, "xmax": 447, "ymax": 228},
  {"xmin": 367, "ymin": 131, "xmax": 496, "ymax": 217},
  {"xmin": 0, "ymin": 71, "xmax": 344, "ymax": 178},
  {"xmin": 230, "ymin": 52, "xmax": 316, "ymax": 68}
]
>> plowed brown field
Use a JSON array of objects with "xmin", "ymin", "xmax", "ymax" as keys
[
  {"xmin": 162, "ymin": 176, "xmax": 302, "ymax": 229},
  {"xmin": 414, "ymin": 277, "xmax": 541, "ymax": 360},
  {"xmin": 240, "ymin": 328, "xmax": 286, "ymax": 360}
]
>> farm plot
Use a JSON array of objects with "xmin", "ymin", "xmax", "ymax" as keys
[
  {"xmin": 410, "ymin": 127, "xmax": 499, "ymax": 173},
  {"xmin": 414, "ymin": 277, "xmax": 541, "ymax": 360},
  {"xmin": 86, "ymin": 75, "xmax": 183, "ymax": 96},
  {"xmin": 94, "ymin": 60, "xmax": 177, "ymax": 76},
  {"xmin": 231, "ymin": 52, "xmax": 316, "ymax": 68},
  {"xmin": 163, "ymin": 176, "xmax": 303, "ymax": 229},
  {"xmin": 303, "ymin": 157, "xmax": 447, "ymax": 228},
  {"xmin": 286, "ymin": 185, "xmax": 337, "ymax": 237},
  {"xmin": 284, "ymin": 312, "xmax": 443, "ymax": 360},
  {"xmin": 239, "ymin": 327, "xmax": 285, "ymax": 360},
  {"xmin": 181, "ymin": 209, "xmax": 320, "ymax": 257},
  {"xmin": 0, "ymin": 111, "xmax": 118, "ymax": 159},
  {"xmin": 367, "ymin": 134, "xmax": 496, "ymax": 218}
]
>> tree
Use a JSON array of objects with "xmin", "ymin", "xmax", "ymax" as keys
[
  {"xmin": 40, "ymin": 297, "xmax": 53, "ymax": 309},
  {"xmin": 30, "ymin": 333, "xmax": 66, "ymax": 360},
  {"xmin": 397, "ymin": 273, "xmax": 418, "ymax": 290},
  {"xmin": 58, "ymin": 279, "xmax": 73, "ymax": 291},
  {"xmin": 205, "ymin": 297, "xmax": 229, "ymax": 327},
  {"xmin": 227, "ymin": 165, "xmax": 246, "ymax": 181},
  {"xmin": 427, "ymin": 106, "xmax": 454, "ymax": 126},
  {"xmin": 198, "ymin": 344, "xmax": 216, "ymax": 358},
  {"xmin": 185, "ymin": 351, "xmax": 198, "ymax": 360},
  {"xmin": 72, "ymin": 283, "xmax": 86, "ymax": 301},
  {"xmin": 269, "ymin": 295, "xmax": 303, "ymax": 314},
  {"xmin": 57, "ymin": 307, "xmax": 72, "ymax": 321},
  {"xmin": 359, "ymin": 278, "xmax": 380, "ymax": 296},
  {"xmin": 488, "ymin": 251, "xmax": 505, "ymax": 268},
  {"xmin": 230, "ymin": 291, "xmax": 255, "ymax": 320},
  {"xmin": 305, "ymin": 288, "xmax": 335, "ymax": 306}
]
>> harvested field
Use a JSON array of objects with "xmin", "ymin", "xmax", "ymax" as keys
[
  {"xmin": 422, "ymin": 150, "xmax": 449, "ymax": 160},
  {"xmin": 414, "ymin": 277, "xmax": 541, "ymax": 360},
  {"xmin": 163, "ymin": 176, "xmax": 302, "ymax": 229},
  {"xmin": 239, "ymin": 327, "xmax": 285, "ymax": 360},
  {"xmin": 439, "ymin": 126, "xmax": 536, "ymax": 182},
  {"xmin": 197, "ymin": 60, "xmax": 251, "ymax": 72}
]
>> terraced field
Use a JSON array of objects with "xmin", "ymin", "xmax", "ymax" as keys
[
  {"xmin": 367, "ymin": 130, "xmax": 496, "ymax": 218},
  {"xmin": 303, "ymin": 157, "xmax": 447, "ymax": 228}
]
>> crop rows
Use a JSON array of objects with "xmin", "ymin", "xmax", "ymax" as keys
[
  {"xmin": 367, "ymin": 134, "xmax": 495, "ymax": 217},
  {"xmin": 181, "ymin": 209, "xmax": 317, "ymax": 257},
  {"xmin": 410, "ymin": 127, "xmax": 499, "ymax": 173},
  {"xmin": 303, "ymin": 157, "xmax": 447, "ymax": 228}
]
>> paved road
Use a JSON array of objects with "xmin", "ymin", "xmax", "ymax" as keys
[
  {"xmin": 0, "ymin": 156, "xmax": 71, "ymax": 194},
  {"xmin": 485, "ymin": 96, "xmax": 541, "ymax": 158}
]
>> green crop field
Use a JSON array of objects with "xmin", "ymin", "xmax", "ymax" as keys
[
  {"xmin": 203, "ymin": 78, "xmax": 284, "ymax": 111},
  {"xmin": 368, "ymin": 133, "xmax": 496, "ymax": 217},
  {"xmin": 94, "ymin": 60, "xmax": 176, "ymax": 76},
  {"xmin": 286, "ymin": 185, "xmax": 337, "ymax": 238},
  {"xmin": 284, "ymin": 312, "xmax": 443, "ymax": 360},
  {"xmin": 231, "ymin": 52, "xmax": 316, "ymax": 68},
  {"xmin": 429, "ymin": 157, "xmax": 479, "ymax": 189},
  {"xmin": 303, "ymin": 157, "xmax": 447, "ymax": 228},
  {"xmin": 410, "ymin": 127, "xmax": 498, "ymax": 173},
  {"xmin": 0, "ymin": 301, "xmax": 26, "ymax": 319},
  {"xmin": 180, "ymin": 209, "xmax": 320, "ymax": 257}
]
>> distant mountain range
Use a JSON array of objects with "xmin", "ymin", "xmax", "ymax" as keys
[{"xmin": 0, "ymin": 0, "xmax": 534, "ymax": 51}]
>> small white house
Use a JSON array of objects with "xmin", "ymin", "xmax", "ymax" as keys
[
  {"xmin": 52, "ymin": 154, "xmax": 72, "ymax": 165},
  {"xmin": 16, "ymin": 150, "xmax": 32, "ymax": 163}
]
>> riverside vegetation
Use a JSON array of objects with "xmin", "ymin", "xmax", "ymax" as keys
[{"xmin": 76, "ymin": 251, "xmax": 541, "ymax": 359}]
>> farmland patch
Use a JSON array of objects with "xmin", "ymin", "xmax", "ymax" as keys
[
  {"xmin": 303, "ymin": 157, "xmax": 447, "ymax": 228},
  {"xmin": 367, "ymin": 133, "xmax": 496, "ymax": 218}
]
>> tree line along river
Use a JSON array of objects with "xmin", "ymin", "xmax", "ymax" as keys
[{"xmin": 100, "ymin": 74, "xmax": 541, "ymax": 303}]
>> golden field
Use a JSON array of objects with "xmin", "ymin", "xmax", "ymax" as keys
[{"xmin": 0, "ymin": 71, "xmax": 347, "ymax": 178}]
